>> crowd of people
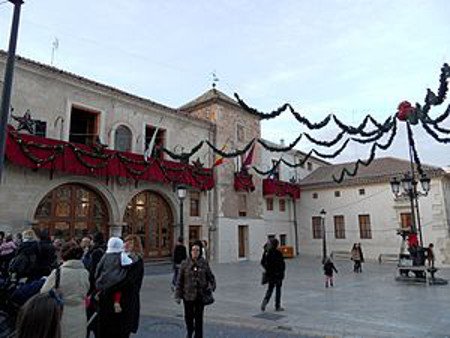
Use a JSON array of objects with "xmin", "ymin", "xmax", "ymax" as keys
[{"xmin": 0, "ymin": 229, "xmax": 144, "ymax": 338}]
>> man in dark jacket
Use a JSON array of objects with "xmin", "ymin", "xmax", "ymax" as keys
[
  {"xmin": 35, "ymin": 229, "xmax": 57, "ymax": 278},
  {"xmin": 260, "ymin": 238, "xmax": 285, "ymax": 312},
  {"xmin": 172, "ymin": 237, "xmax": 187, "ymax": 290}
]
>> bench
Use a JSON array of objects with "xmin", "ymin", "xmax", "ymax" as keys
[
  {"xmin": 397, "ymin": 265, "xmax": 440, "ymax": 282},
  {"xmin": 378, "ymin": 254, "xmax": 399, "ymax": 264},
  {"xmin": 330, "ymin": 251, "xmax": 351, "ymax": 260}
]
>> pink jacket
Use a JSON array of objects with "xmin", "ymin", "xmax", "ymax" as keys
[{"xmin": 0, "ymin": 241, "xmax": 17, "ymax": 256}]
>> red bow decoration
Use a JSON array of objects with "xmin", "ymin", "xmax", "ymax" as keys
[{"xmin": 397, "ymin": 101, "xmax": 414, "ymax": 121}]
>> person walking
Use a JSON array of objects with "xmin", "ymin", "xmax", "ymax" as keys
[
  {"xmin": 260, "ymin": 238, "xmax": 285, "ymax": 312},
  {"xmin": 172, "ymin": 236, "xmax": 187, "ymax": 291},
  {"xmin": 323, "ymin": 257, "xmax": 338, "ymax": 287},
  {"xmin": 175, "ymin": 240, "xmax": 216, "ymax": 338},
  {"xmin": 40, "ymin": 241, "xmax": 89, "ymax": 338},
  {"xmin": 351, "ymin": 243, "xmax": 364, "ymax": 273},
  {"xmin": 96, "ymin": 235, "xmax": 145, "ymax": 338}
]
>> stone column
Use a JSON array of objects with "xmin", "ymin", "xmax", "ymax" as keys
[{"xmin": 109, "ymin": 222, "xmax": 126, "ymax": 237}]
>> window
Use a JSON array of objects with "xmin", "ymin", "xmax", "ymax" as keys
[
  {"xmin": 334, "ymin": 191, "xmax": 341, "ymax": 197},
  {"xmin": 312, "ymin": 216, "xmax": 323, "ymax": 239},
  {"xmin": 190, "ymin": 191, "xmax": 200, "ymax": 217},
  {"xmin": 69, "ymin": 106, "xmax": 99, "ymax": 145},
  {"xmin": 267, "ymin": 234, "xmax": 276, "ymax": 241},
  {"xmin": 334, "ymin": 215, "xmax": 346, "ymax": 239},
  {"xmin": 359, "ymin": 188, "xmax": 365, "ymax": 196},
  {"xmin": 358, "ymin": 214, "xmax": 372, "ymax": 239},
  {"xmin": 280, "ymin": 234, "xmax": 287, "ymax": 246},
  {"xmin": 279, "ymin": 199, "xmax": 286, "ymax": 212},
  {"xmin": 238, "ymin": 194, "xmax": 247, "ymax": 217},
  {"xmin": 35, "ymin": 120, "xmax": 47, "ymax": 137},
  {"xmin": 145, "ymin": 125, "xmax": 165, "ymax": 160},
  {"xmin": 114, "ymin": 125, "xmax": 132, "ymax": 152},
  {"xmin": 237, "ymin": 124, "xmax": 245, "ymax": 143},
  {"xmin": 312, "ymin": 192, "xmax": 318, "ymax": 199},
  {"xmin": 266, "ymin": 198, "xmax": 273, "ymax": 211},
  {"xmin": 400, "ymin": 212, "xmax": 412, "ymax": 229},
  {"xmin": 307, "ymin": 162, "xmax": 313, "ymax": 171}
]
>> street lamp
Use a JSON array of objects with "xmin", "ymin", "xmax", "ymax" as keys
[
  {"xmin": 176, "ymin": 184, "xmax": 187, "ymax": 240},
  {"xmin": 320, "ymin": 208, "xmax": 327, "ymax": 263},
  {"xmin": 390, "ymin": 172, "xmax": 430, "ymax": 247}
]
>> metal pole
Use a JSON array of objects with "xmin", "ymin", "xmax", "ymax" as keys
[
  {"xmin": 406, "ymin": 122, "xmax": 419, "ymax": 238},
  {"xmin": 292, "ymin": 198, "xmax": 299, "ymax": 256},
  {"xmin": 322, "ymin": 214, "xmax": 327, "ymax": 263},
  {"xmin": 179, "ymin": 199, "xmax": 184, "ymax": 240},
  {"xmin": 0, "ymin": 0, "xmax": 24, "ymax": 182},
  {"xmin": 414, "ymin": 183, "xmax": 424, "ymax": 247}
]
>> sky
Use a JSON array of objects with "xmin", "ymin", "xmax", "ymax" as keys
[{"xmin": 1, "ymin": 0, "xmax": 450, "ymax": 166}]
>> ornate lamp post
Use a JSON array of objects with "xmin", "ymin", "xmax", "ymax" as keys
[
  {"xmin": 176, "ymin": 184, "xmax": 187, "ymax": 240},
  {"xmin": 320, "ymin": 208, "xmax": 327, "ymax": 263},
  {"xmin": 390, "ymin": 173, "xmax": 430, "ymax": 247}
]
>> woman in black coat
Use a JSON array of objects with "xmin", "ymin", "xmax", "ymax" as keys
[{"xmin": 96, "ymin": 235, "xmax": 144, "ymax": 338}]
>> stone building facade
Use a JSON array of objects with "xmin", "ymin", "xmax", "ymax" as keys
[{"xmin": 1, "ymin": 52, "xmax": 319, "ymax": 262}]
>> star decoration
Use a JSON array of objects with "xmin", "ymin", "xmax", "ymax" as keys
[{"xmin": 12, "ymin": 110, "xmax": 36, "ymax": 134}]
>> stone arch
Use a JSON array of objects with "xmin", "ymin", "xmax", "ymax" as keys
[
  {"xmin": 27, "ymin": 176, "xmax": 120, "ymax": 225},
  {"xmin": 34, "ymin": 182, "xmax": 110, "ymax": 240},
  {"xmin": 123, "ymin": 189, "xmax": 175, "ymax": 258}
]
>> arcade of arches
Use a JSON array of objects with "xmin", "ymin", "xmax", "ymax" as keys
[{"xmin": 34, "ymin": 184, "xmax": 174, "ymax": 258}]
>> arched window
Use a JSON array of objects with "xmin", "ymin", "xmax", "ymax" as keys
[{"xmin": 114, "ymin": 125, "xmax": 132, "ymax": 152}]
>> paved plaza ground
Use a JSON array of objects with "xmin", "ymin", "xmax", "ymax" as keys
[{"xmin": 139, "ymin": 256, "xmax": 450, "ymax": 337}]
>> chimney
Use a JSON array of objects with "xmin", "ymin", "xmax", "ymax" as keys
[{"xmin": 280, "ymin": 139, "xmax": 285, "ymax": 147}]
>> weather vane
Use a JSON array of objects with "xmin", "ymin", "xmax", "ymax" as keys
[{"xmin": 211, "ymin": 71, "xmax": 219, "ymax": 88}]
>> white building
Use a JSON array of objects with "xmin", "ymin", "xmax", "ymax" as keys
[{"xmin": 298, "ymin": 157, "xmax": 450, "ymax": 265}]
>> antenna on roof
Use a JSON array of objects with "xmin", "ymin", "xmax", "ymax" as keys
[
  {"xmin": 211, "ymin": 71, "xmax": 219, "ymax": 88},
  {"xmin": 51, "ymin": 37, "xmax": 59, "ymax": 66}
]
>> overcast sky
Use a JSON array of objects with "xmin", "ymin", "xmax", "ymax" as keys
[{"xmin": 1, "ymin": 0, "xmax": 450, "ymax": 166}]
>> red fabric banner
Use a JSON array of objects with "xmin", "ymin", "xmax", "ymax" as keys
[
  {"xmin": 262, "ymin": 178, "xmax": 300, "ymax": 199},
  {"xmin": 5, "ymin": 126, "xmax": 214, "ymax": 191},
  {"xmin": 234, "ymin": 172, "xmax": 255, "ymax": 192}
]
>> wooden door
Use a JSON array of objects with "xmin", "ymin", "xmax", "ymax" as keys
[
  {"xmin": 35, "ymin": 184, "xmax": 109, "ymax": 240},
  {"xmin": 123, "ymin": 191, "xmax": 174, "ymax": 258},
  {"xmin": 238, "ymin": 225, "xmax": 248, "ymax": 258},
  {"xmin": 189, "ymin": 225, "xmax": 201, "ymax": 244}
]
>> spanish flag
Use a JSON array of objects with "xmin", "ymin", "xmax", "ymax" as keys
[{"xmin": 213, "ymin": 144, "xmax": 227, "ymax": 167}]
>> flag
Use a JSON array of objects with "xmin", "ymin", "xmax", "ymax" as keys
[
  {"xmin": 241, "ymin": 143, "xmax": 255, "ymax": 170},
  {"xmin": 144, "ymin": 117, "xmax": 164, "ymax": 162},
  {"xmin": 213, "ymin": 144, "xmax": 227, "ymax": 166}
]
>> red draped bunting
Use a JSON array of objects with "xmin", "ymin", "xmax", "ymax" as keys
[
  {"xmin": 263, "ymin": 178, "xmax": 300, "ymax": 199},
  {"xmin": 234, "ymin": 171, "xmax": 255, "ymax": 192},
  {"xmin": 5, "ymin": 126, "xmax": 214, "ymax": 191}
]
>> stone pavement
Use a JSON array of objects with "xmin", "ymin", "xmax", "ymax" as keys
[{"xmin": 140, "ymin": 256, "xmax": 450, "ymax": 337}]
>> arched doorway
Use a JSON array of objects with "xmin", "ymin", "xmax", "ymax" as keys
[
  {"xmin": 123, "ymin": 191, "xmax": 174, "ymax": 258},
  {"xmin": 35, "ymin": 184, "xmax": 109, "ymax": 240}
]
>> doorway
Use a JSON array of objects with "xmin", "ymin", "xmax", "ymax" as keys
[
  {"xmin": 123, "ymin": 191, "xmax": 174, "ymax": 258},
  {"xmin": 238, "ymin": 225, "xmax": 249, "ymax": 259},
  {"xmin": 189, "ymin": 225, "xmax": 202, "ymax": 244},
  {"xmin": 34, "ymin": 183, "xmax": 109, "ymax": 240}
]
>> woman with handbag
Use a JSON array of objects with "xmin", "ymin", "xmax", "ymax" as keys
[
  {"xmin": 175, "ymin": 240, "xmax": 216, "ymax": 338},
  {"xmin": 40, "ymin": 240, "xmax": 89, "ymax": 338}
]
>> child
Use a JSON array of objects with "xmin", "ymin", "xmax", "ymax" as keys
[
  {"xmin": 95, "ymin": 237, "xmax": 133, "ymax": 313},
  {"xmin": 323, "ymin": 257, "xmax": 338, "ymax": 288},
  {"xmin": 426, "ymin": 243, "xmax": 435, "ymax": 268}
]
